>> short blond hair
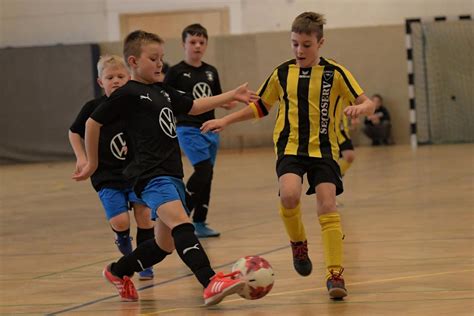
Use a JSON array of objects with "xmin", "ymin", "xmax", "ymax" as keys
[
  {"xmin": 291, "ymin": 12, "xmax": 326, "ymax": 41},
  {"xmin": 97, "ymin": 54, "xmax": 127, "ymax": 77}
]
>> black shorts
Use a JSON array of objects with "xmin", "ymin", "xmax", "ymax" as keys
[
  {"xmin": 276, "ymin": 155, "xmax": 343, "ymax": 196},
  {"xmin": 339, "ymin": 139, "xmax": 354, "ymax": 157}
]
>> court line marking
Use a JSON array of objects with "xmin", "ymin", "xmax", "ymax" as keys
[
  {"xmin": 141, "ymin": 268, "xmax": 474, "ymax": 315},
  {"xmin": 33, "ymin": 258, "xmax": 114, "ymax": 279},
  {"xmin": 45, "ymin": 245, "xmax": 289, "ymax": 315}
]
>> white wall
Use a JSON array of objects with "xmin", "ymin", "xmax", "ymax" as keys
[
  {"xmin": 1, "ymin": 0, "xmax": 472, "ymax": 47},
  {"xmin": 240, "ymin": 0, "xmax": 473, "ymax": 32}
]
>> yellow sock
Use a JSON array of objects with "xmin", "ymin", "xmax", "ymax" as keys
[
  {"xmin": 279, "ymin": 203, "xmax": 307, "ymax": 242},
  {"xmin": 319, "ymin": 212, "xmax": 344, "ymax": 279},
  {"xmin": 338, "ymin": 159, "xmax": 351, "ymax": 176}
]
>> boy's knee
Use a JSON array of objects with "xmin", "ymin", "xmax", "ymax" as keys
[
  {"xmin": 109, "ymin": 217, "xmax": 130, "ymax": 231},
  {"xmin": 345, "ymin": 152, "xmax": 355, "ymax": 163},
  {"xmin": 280, "ymin": 195, "xmax": 300, "ymax": 210}
]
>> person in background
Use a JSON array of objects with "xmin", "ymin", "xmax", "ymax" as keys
[
  {"xmin": 165, "ymin": 24, "xmax": 237, "ymax": 238},
  {"xmin": 364, "ymin": 94, "xmax": 392, "ymax": 146},
  {"xmin": 69, "ymin": 55, "xmax": 155, "ymax": 280}
]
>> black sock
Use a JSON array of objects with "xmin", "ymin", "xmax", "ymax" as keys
[
  {"xmin": 187, "ymin": 160, "xmax": 213, "ymax": 222},
  {"xmin": 111, "ymin": 239, "xmax": 170, "ymax": 278},
  {"xmin": 112, "ymin": 227, "xmax": 130, "ymax": 240},
  {"xmin": 172, "ymin": 223, "xmax": 215, "ymax": 287},
  {"xmin": 194, "ymin": 170, "xmax": 213, "ymax": 223},
  {"xmin": 136, "ymin": 227, "xmax": 154, "ymax": 246}
]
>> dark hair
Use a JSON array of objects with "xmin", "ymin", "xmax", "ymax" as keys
[
  {"xmin": 161, "ymin": 62, "xmax": 169, "ymax": 74},
  {"xmin": 182, "ymin": 23, "xmax": 208, "ymax": 42},
  {"xmin": 123, "ymin": 30, "xmax": 164, "ymax": 61},
  {"xmin": 291, "ymin": 12, "xmax": 326, "ymax": 41},
  {"xmin": 372, "ymin": 94, "xmax": 384, "ymax": 102}
]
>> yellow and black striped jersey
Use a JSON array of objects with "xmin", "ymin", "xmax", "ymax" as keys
[
  {"xmin": 250, "ymin": 57, "xmax": 363, "ymax": 160},
  {"xmin": 335, "ymin": 99, "xmax": 352, "ymax": 145}
]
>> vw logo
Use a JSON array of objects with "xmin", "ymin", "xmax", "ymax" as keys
[
  {"xmin": 192, "ymin": 82, "xmax": 212, "ymax": 99},
  {"xmin": 159, "ymin": 107, "xmax": 177, "ymax": 138},
  {"xmin": 110, "ymin": 132, "xmax": 127, "ymax": 160}
]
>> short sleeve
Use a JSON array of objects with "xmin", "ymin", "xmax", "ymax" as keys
[
  {"xmin": 249, "ymin": 69, "xmax": 279, "ymax": 118},
  {"xmin": 212, "ymin": 67, "xmax": 223, "ymax": 95},
  {"xmin": 163, "ymin": 66, "xmax": 178, "ymax": 86},
  {"xmin": 90, "ymin": 91, "xmax": 133, "ymax": 125},
  {"xmin": 69, "ymin": 100, "xmax": 98, "ymax": 138},
  {"xmin": 164, "ymin": 85, "xmax": 194, "ymax": 116},
  {"xmin": 258, "ymin": 69, "xmax": 280, "ymax": 107},
  {"xmin": 335, "ymin": 65, "xmax": 364, "ymax": 103}
]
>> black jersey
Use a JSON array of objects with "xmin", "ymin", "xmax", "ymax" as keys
[
  {"xmin": 164, "ymin": 61, "xmax": 222, "ymax": 127},
  {"xmin": 90, "ymin": 80, "xmax": 194, "ymax": 194},
  {"xmin": 70, "ymin": 95, "xmax": 131, "ymax": 192}
]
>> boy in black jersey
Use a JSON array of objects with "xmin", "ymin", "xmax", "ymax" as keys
[
  {"xmin": 73, "ymin": 30, "xmax": 258, "ymax": 305},
  {"xmin": 165, "ymin": 24, "xmax": 236, "ymax": 238},
  {"xmin": 202, "ymin": 12, "xmax": 375, "ymax": 299},
  {"xmin": 69, "ymin": 55, "xmax": 155, "ymax": 280}
]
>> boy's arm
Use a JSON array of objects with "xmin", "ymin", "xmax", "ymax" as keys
[
  {"xmin": 344, "ymin": 94, "xmax": 375, "ymax": 119},
  {"xmin": 201, "ymin": 100, "xmax": 270, "ymax": 133},
  {"xmin": 72, "ymin": 118, "xmax": 102, "ymax": 181},
  {"xmin": 68, "ymin": 130, "xmax": 87, "ymax": 173},
  {"xmin": 188, "ymin": 83, "xmax": 258, "ymax": 115},
  {"xmin": 68, "ymin": 131, "xmax": 86, "ymax": 160}
]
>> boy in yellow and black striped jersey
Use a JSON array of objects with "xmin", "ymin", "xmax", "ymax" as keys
[
  {"xmin": 335, "ymin": 100, "xmax": 357, "ymax": 177},
  {"xmin": 202, "ymin": 12, "xmax": 375, "ymax": 299}
]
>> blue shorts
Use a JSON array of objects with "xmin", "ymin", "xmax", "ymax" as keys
[
  {"xmin": 98, "ymin": 187, "xmax": 146, "ymax": 220},
  {"xmin": 177, "ymin": 126, "xmax": 219, "ymax": 166},
  {"xmin": 140, "ymin": 176, "xmax": 190, "ymax": 220}
]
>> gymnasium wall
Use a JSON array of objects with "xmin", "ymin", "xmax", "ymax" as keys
[
  {"xmin": 1, "ymin": 0, "xmax": 472, "ymax": 47},
  {"xmin": 101, "ymin": 25, "xmax": 408, "ymax": 149},
  {"xmin": 0, "ymin": 24, "xmax": 408, "ymax": 162},
  {"xmin": 0, "ymin": 44, "xmax": 99, "ymax": 163}
]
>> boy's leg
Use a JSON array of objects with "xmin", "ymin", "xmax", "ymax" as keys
[
  {"xmin": 188, "ymin": 160, "xmax": 213, "ymax": 221},
  {"xmin": 178, "ymin": 127, "xmax": 220, "ymax": 238},
  {"xmin": 158, "ymin": 200, "xmax": 243, "ymax": 305},
  {"xmin": 99, "ymin": 188, "xmax": 133, "ymax": 256},
  {"xmin": 278, "ymin": 173, "xmax": 312, "ymax": 276},
  {"xmin": 338, "ymin": 141, "xmax": 355, "ymax": 177},
  {"xmin": 134, "ymin": 177, "xmax": 242, "ymax": 305},
  {"xmin": 104, "ymin": 235, "xmax": 171, "ymax": 301},
  {"xmin": 192, "ymin": 133, "xmax": 220, "ymax": 237},
  {"xmin": 132, "ymin": 202, "xmax": 155, "ymax": 280},
  {"xmin": 307, "ymin": 159, "xmax": 346, "ymax": 299},
  {"xmin": 105, "ymin": 220, "xmax": 172, "ymax": 301},
  {"xmin": 315, "ymin": 183, "xmax": 347, "ymax": 299}
]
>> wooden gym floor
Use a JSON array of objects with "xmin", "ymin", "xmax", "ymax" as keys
[{"xmin": 0, "ymin": 144, "xmax": 473, "ymax": 315}]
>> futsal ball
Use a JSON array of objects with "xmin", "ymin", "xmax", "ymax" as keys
[{"xmin": 231, "ymin": 255, "xmax": 275, "ymax": 300}]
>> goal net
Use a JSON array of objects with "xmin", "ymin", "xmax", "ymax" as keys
[{"xmin": 411, "ymin": 20, "xmax": 473, "ymax": 144}]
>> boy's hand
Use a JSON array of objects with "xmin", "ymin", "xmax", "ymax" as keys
[
  {"xmin": 351, "ymin": 117, "xmax": 360, "ymax": 126},
  {"xmin": 201, "ymin": 118, "xmax": 227, "ymax": 133},
  {"xmin": 233, "ymin": 83, "xmax": 259, "ymax": 104},
  {"xmin": 74, "ymin": 158, "xmax": 88, "ymax": 174},
  {"xmin": 344, "ymin": 105, "xmax": 366, "ymax": 119},
  {"xmin": 72, "ymin": 162, "xmax": 97, "ymax": 181}
]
